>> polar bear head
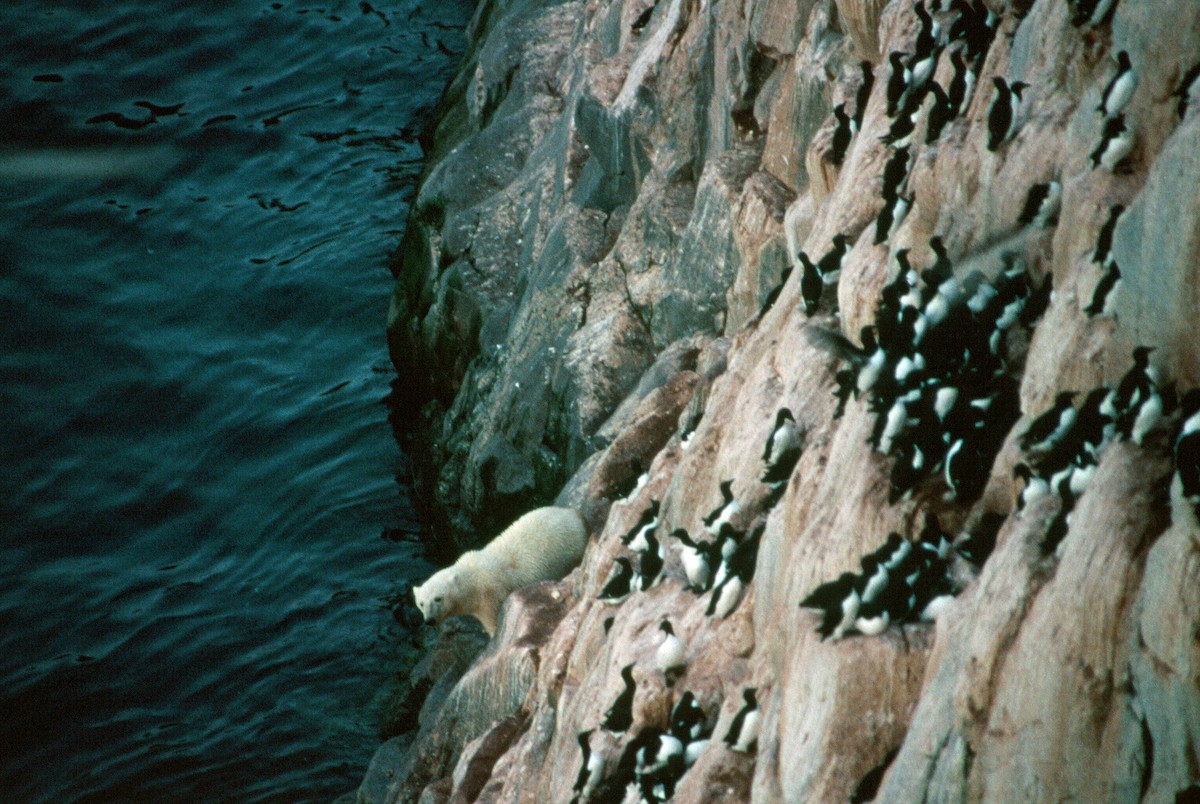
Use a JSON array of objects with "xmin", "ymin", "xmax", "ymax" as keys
[{"xmin": 413, "ymin": 565, "xmax": 461, "ymax": 624}]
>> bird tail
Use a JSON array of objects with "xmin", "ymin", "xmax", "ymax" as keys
[{"xmin": 805, "ymin": 327, "xmax": 865, "ymax": 367}]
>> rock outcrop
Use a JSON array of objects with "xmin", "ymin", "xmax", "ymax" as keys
[{"xmin": 372, "ymin": 0, "xmax": 1200, "ymax": 801}]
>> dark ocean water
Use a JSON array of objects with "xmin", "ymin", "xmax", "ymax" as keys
[{"xmin": 0, "ymin": 1, "xmax": 469, "ymax": 800}]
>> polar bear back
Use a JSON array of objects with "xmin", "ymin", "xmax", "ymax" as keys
[
  {"xmin": 412, "ymin": 505, "xmax": 587, "ymax": 635},
  {"xmin": 485, "ymin": 505, "xmax": 587, "ymax": 586}
]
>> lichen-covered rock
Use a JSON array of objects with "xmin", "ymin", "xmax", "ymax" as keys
[{"xmin": 371, "ymin": 0, "xmax": 1200, "ymax": 800}]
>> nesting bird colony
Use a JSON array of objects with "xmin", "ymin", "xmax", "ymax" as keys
[{"xmin": 567, "ymin": 1, "xmax": 1200, "ymax": 800}]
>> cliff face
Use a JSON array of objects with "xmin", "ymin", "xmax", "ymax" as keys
[{"xmin": 374, "ymin": 0, "xmax": 1200, "ymax": 801}]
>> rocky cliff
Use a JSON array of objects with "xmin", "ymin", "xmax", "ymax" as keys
[{"xmin": 366, "ymin": 0, "xmax": 1200, "ymax": 800}]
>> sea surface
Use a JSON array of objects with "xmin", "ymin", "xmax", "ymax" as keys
[{"xmin": 0, "ymin": 0, "xmax": 469, "ymax": 800}]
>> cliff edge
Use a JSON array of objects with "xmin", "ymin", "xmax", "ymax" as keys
[{"xmin": 368, "ymin": 0, "xmax": 1200, "ymax": 800}]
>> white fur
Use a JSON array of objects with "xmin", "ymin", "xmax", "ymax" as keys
[{"xmin": 412, "ymin": 506, "xmax": 586, "ymax": 635}]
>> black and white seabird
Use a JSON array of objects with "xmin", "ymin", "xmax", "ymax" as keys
[
  {"xmin": 1097, "ymin": 51, "xmax": 1136, "ymax": 119},
  {"xmin": 1013, "ymin": 461, "xmax": 1051, "ymax": 510},
  {"xmin": 913, "ymin": 1, "xmax": 942, "ymax": 56},
  {"xmin": 601, "ymin": 663, "xmax": 637, "ymax": 733},
  {"xmin": 924, "ymin": 81, "xmax": 955, "ymax": 143},
  {"xmin": 944, "ymin": 437, "xmax": 988, "ymax": 501},
  {"xmin": 798, "ymin": 251, "xmax": 823, "ymax": 316},
  {"xmin": 1019, "ymin": 391, "xmax": 1078, "ymax": 453},
  {"xmin": 854, "ymin": 60, "xmax": 875, "ymax": 128},
  {"xmin": 1110, "ymin": 346, "xmax": 1156, "ymax": 432},
  {"xmin": 636, "ymin": 532, "xmax": 665, "ymax": 591},
  {"xmin": 1173, "ymin": 62, "xmax": 1200, "ymax": 119},
  {"xmin": 1175, "ymin": 389, "xmax": 1200, "ymax": 518},
  {"xmin": 758, "ymin": 266, "xmax": 792, "ymax": 319},
  {"xmin": 885, "ymin": 51, "xmax": 913, "ymax": 116},
  {"xmin": 881, "ymin": 145, "xmax": 912, "ymax": 198},
  {"xmin": 762, "ymin": 407, "xmax": 804, "ymax": 484},
  {"xmin": 1129, "ymin": 378, "xmax": 1172, "ymax": 447},
  {"xmin": 599, "ymin": 557, "xmax": 636, "ymax": 602},
  {"xmin": 1084, "ymin": 260, "xmax": 1121, "ymax": 318},
  {"xmin": 1092, "ymin": 204, "xmax": 1125, "ymax": 265},
  {"xmin": 830, "ymin": 102, "xmax": 857, "ymax": 166},
  {"xmin": 816, "ymin": 233, "xmax": 853, "ymax": 283},
  {"xmin": 947, "ymin": 48, "xmax": 977, "ymax": 116},
  {"xmin": 949, "ymin": 0, "xmax": 996, "ymax": 60},
  {"xmin": 1017, "ymin": 181, "xmax": 1062, "ymax": 228},
  {"xmin": 875, "ymin": 191, "xmax": 913, "ymax": 244},
  {"xmin": 703, "ymin": 480, "xmax": 741, "ymax": 535},
  {"xmin": 1089, "ymin": 113, "xmax": 1134, "ymax": 171},
  {"xmin": 572, "ymin": 730, "xmax": 605, "ymax": 803},
  {"xmin": 655, "ymin": 620, "xmax": 687, "ymax": 677},
  {"xmin": 670, "ymin": 691, "xmax": 707, "ymax": 742},
  {"xmin": 907, "ymin": 46, "xmax": 939, "ymax": 96},
  {"xmin": 672, "ymin": 528, "xmax": 719, "ymax": 592},
  {"xmin": 707, "ymin": 523, "xmax": 762, "ymax": 618},
  {"xmin": 883, "ymin": 97, "xmax": 916, "ymax": 148},
  {"xmin": 724, "ymin": 688, "xmax": 760, "ymax": 753},
  {"xmin": 800, "ymin": 571, "xmax": 861, "ymax": 640},
  {"xmin": 986, "ymin": 77, "xmax": 1028, "ymax": 151},
  {"xmin": 622, "ymin": 499, "xmax": 660, "ymax": 551},
  {"xmin": 634, "ymin": 729, "xmax": 684, "ymax": 785}
]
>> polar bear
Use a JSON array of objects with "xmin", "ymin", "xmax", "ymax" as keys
[{"xmin": 413, "ymin": 506, "xmax": 587, "ymax": 636}]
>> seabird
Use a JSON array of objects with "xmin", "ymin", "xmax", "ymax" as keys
[
  {"xmin": 1097, "ymin": 51, "xmax": 1136, "ymax": 118},
  {"xmin": 655, "ymin": 620, "xmax": 687, "ymax": 677},
  {"xmin": 913, "ymin": 1, "xmax": 942, "ymax": 55},
  {"xmin": 885, "ymin": 51, "xmax": 913, "ymax": 116},
  {"xmin": 669, "ymin": 692, "xmax": 707, "ymax": 742},
  {"xmin": 702, "ymin": 480, "xmax": 741, "ymax": 535},
  {"xmin": 882, "ymin": 96, "xmax": 921, "ymax": 147},
  {"xmin": 1017, "ymin": 181, "xmax": 1062, "ymax": 228},
  {"xmin": 800, "ymin": 571, "xmax": 861, "ymax": 640},
  {"xmin": 817, "ymin": 233, "xmax": 853, "ymax": 282},
  {"xmin": 881, "ymin": 145, "xmax": 912, "ymax": 198},
  {"xmin": 1013, "ymin": 462, "xmax": 1051, "ymax": 510},
  {"xmin": 1089, "ymin": 114, "xmax": 1134, "ymax": 171},
  {"xmin": 622, "ymin": 499, "xmax": 660, "ymax": 551},
  {"xmin": 1084, "ymin": 261, "xmax": 1121, "ymax": 318},
  {"xmin": 724, "ymin": 688, "xmax": 760, "ymax": 753},
  {"xmin": 830, "ymin": 102, "xmax": 857, "ymax": 166},
  {"xmin": 1110, "ymin": 346, "xmax": 1156, "ymax": 433},
  {"xmin": 757, "ymin": 266, "xmax": 792, "ymax": 318},
  {"xmin": 853, "ymin": 60, "xmax": 875, "ymax": 128},
  {"xmin": 924, "ymin": 81, "xmax": 955, "ymax": 143},
  {"xmin": 762, "ymin": 408, "xmax": 804, "ymax": 483},
  {"xmin": 671, "ymin": 528, "xmax": 719, "ymax": 592},
  {"xmin": 1175, "ymin": 389, "xmax": 1200, "ymax": 518},
  {"xmin": 1020, "ymin": 391, "xmax": 1078, "ymax": 453},
  {"xmin": 986, "ymin": 77, "xmax": 1027, "ymax": 151},
  {"xmin": 601, "ymin": 663, "xmax": 637, "ymax": 733},
  {"xmin": 636, "ymin": 532, "xmax": 665, "ymax": 591},
  {"xmin": 947, "ymin": 48, "xmax": 977, "ymax": 116},
  {"xmin": 599, "ymin": 557, "xmax": 635, "ymax": 602},
  {"xmin": 875, "ymin": 191, "xmax": 913, "ymax": 244},
  {"xmin": 571, "ymin": 730, "xmax": 605, "ymax": 803},
  {"xmin": 1173, "ymin": 62, "xmax": 1200, "ymax": 119},
  {"xmin": 707, "ymin": 523, "xmax": 762, "ymax": 618},
  {"xmin": 799, "ymin": 251, "xmax": 823, "ymax": 315},
  {"xmin": 1092, "ymin": 204, "xmax": 1125, "ymax": 265}
]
